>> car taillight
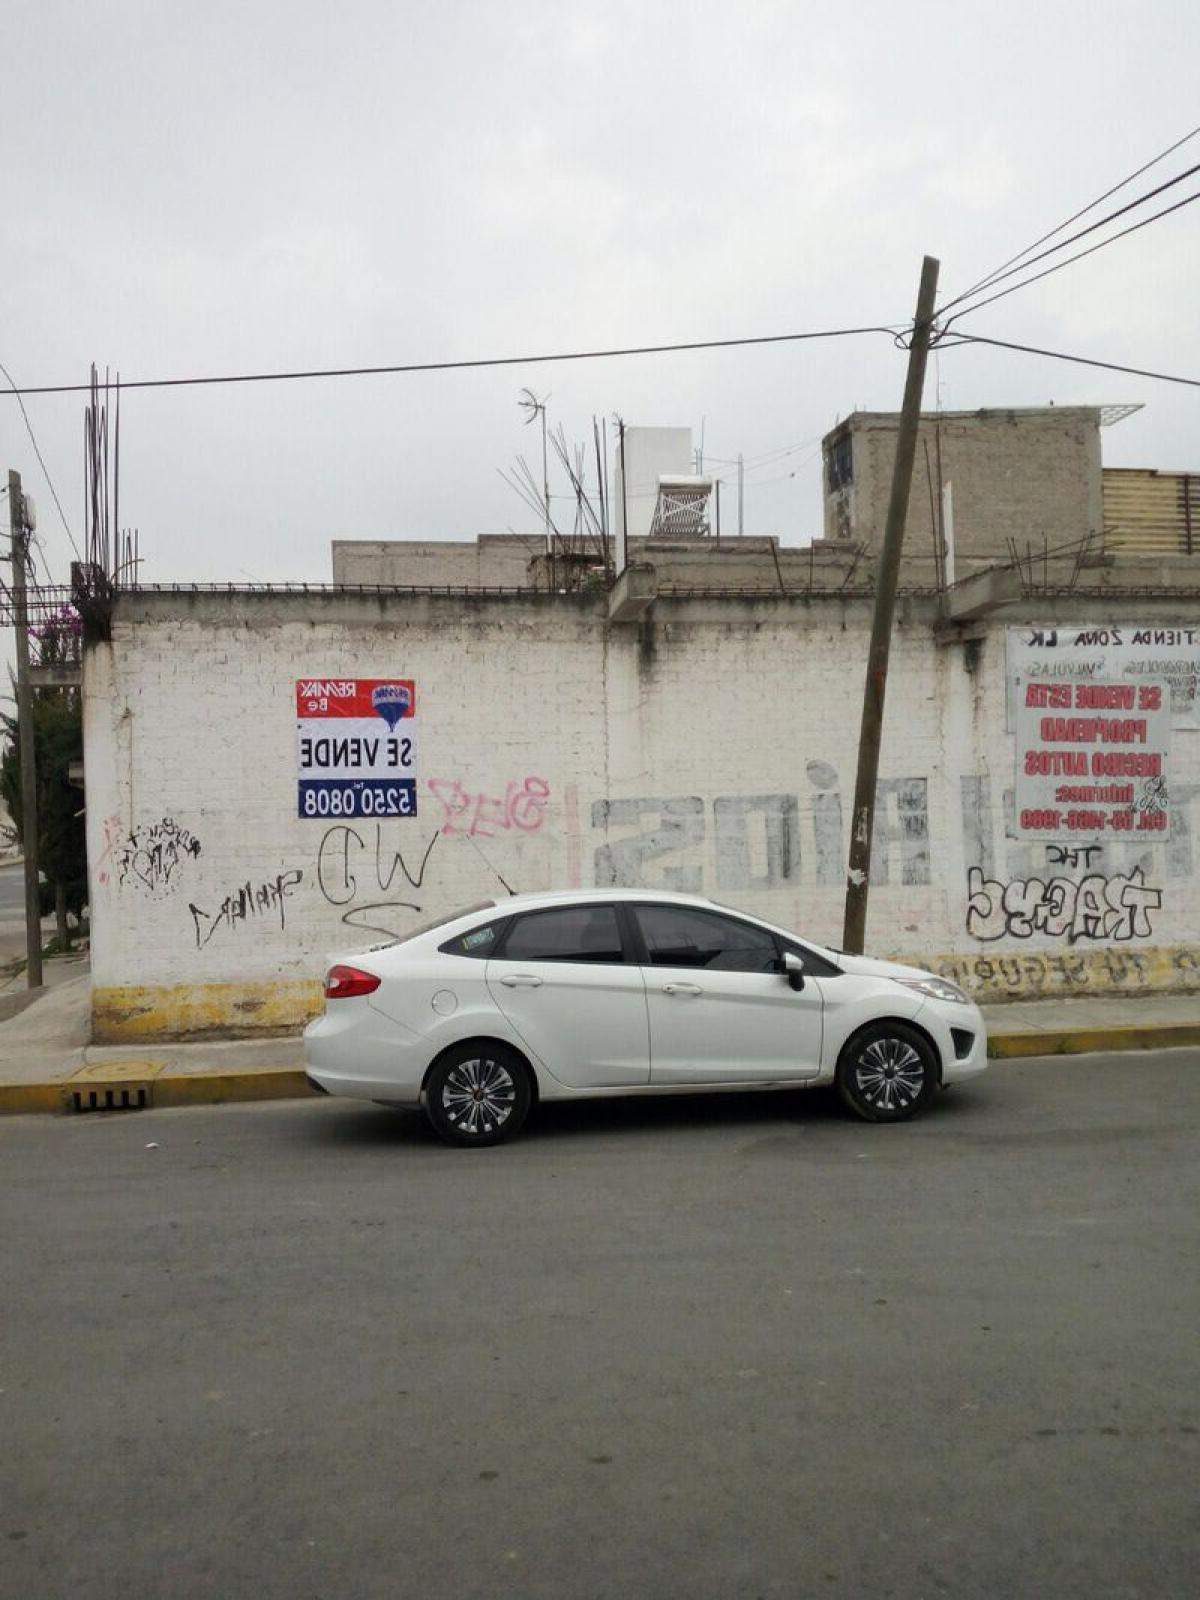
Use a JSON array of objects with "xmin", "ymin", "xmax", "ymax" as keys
[{"xmin": 325, "ymin": 964, "xmax": 381, "ymax": 1000}]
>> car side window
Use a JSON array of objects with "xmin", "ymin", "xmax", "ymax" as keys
[
  {"xmin": 499, "ymin": 905, "xmax": 626, "ymax": 964},
  {"xmin": 439, "ymin": 920, "xmax": 508, "ymax": 959},
  {"xmin": 634, "ymin": 905, "xmax": 779, "ymax": 973}
]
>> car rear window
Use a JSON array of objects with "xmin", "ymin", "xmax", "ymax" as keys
[{"xmin": 439, "ymin": 919, "xmax": 509, "ymax": 959}]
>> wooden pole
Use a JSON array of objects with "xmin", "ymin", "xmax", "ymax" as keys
[{"xmin": 842, "ymin": 256, "xmax": 940, "ymax": 954}]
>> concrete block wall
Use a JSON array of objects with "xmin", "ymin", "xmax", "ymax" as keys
[
  {"xmin": 332, "ymin": 535, "xmax": 540, "ymax": 587},
  {"xmin": 83, "ymin": 591, "xmax": 1200, "ymax": 1039},
  {"xmin": 822, "ymin": 408, "xmax": 1103, "ymax": 564}
]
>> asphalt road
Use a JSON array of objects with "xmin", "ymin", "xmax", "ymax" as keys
[{"xmin": 3, "ymin": 1054, "xmax": 1198, "ymax": 1600}]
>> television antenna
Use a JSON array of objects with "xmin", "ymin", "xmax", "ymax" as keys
[{"xmin": 518, "ymin": 388, "xmax": 551, "ymax": 547}]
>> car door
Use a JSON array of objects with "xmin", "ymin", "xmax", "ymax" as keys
[
  {"xmin": 632, "ymin": 902, "xmax": 823, "ymax": 1083},
  {"xmin": 486, "ymin": 903, "xmax": 650, "ymax": 1088}
]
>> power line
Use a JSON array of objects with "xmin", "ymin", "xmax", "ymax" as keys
[
  {"xmin": 712, "ymin": 467, "xmax": 804, "ymax": 490},
  {"xmin": 939, "ymin": 156, "xmax": 1200, "ymax": 319},
  {"xmin": 942, "ymin": 122, "xmax": 1200, "ymax": 312},
  {"xmin": 943, "ymin": 185, "xmax": 1200, "ymax": 327},
  {"xmin": 712, "ymin": 442, "xmax": 824, "ymax": 488},
  {"xmin": 0, "ymin": 325, "xmax": 900, "ymax": 399},
  {"xmin": 938, "ymin": 331, "xmax": 1200, "ymax": 390},
  {"xmin": 0, "ymin": 359, "xmax": 81, "ymax": 562},
  {"xmin": 704, "ymin": 434, "xmax": 822, "ymax": 468},
  {"xmin": 30, "ymin": 533, "xmax": 57, "ymax": 590},
  {"xmin": 710, "ymin": 456, "xmax": 800, "ymax": 483}
]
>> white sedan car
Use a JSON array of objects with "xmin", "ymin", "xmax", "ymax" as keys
[{"xmin": 304, "ymin": 889, "xmax": 987, "ymax": 1145}]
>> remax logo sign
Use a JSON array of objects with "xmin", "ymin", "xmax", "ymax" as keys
[{"xmin": 295, "ymin": 677, "xmax": 418, "ymax": 819}]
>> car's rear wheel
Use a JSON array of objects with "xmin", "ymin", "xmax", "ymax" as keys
[
  {"xmin": 836, "ymin": 1022, "xmax": 937, "ymax": 1123},
  {"xmin": 424, "ymin": 1044, "xmax": 531, "ymax": 1146}
]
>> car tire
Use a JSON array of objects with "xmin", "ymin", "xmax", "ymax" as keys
[
  {"xmin": 836, "ymin": 1022, "xmax": 938, "ymax": 1123},
  {"xmin": 424, "ymin": 1044, "xmax": 532, "ymax": 1147}
]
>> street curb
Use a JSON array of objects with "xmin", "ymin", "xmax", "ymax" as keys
[
  {"xmin": 987, "ymin": 1023, "xmax": 1200, "ymax": 1059},
  {"xmin": 3, "ymin": 1028, "xmax": 1200, "ymax": 1116},
  {"xmin": 0, "ymin": 1069, "xmax": 317, "ymax": 1117},
  {"xmin": 153, "ymin": 1069, "xmax": 317, "ymax": 1108},
  {"xmin": 0, "ymin": 1082, "xmax": 64, "ymax": 1115}
]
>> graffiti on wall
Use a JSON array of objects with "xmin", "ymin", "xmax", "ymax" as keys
[
  {"xmin": 1045, "ymin": 843, "xmax": 1102, "ymax": 870},
  {"xmin": 964, "ymin": 864, "xmax": 1162, "ymax": 944},
  {"xmin": 591, "ymin": 772, "xmax": 929, "ymax": 892},
  {"xmin": 96, "ymin": 814, "xmax": 124, "ymax": 887},
  {"xmin": 98, "ymin": 747, "xmax": 1195, "ymax": 989},
  {"xmin": 316, "ymin": 823, "xmax": 441, "ymax": 938},
  {"xmin": 117, "ymin": 818, "xmax": 203, "ymax": 894},
  {"xmin": 956, "ymin": 768, "xmax": 1195, "ymax": 947},
  {"xmin": 934, "ymin": 943, "xmax": 1200, "ymax": 1002},
  {"xmin": 427, "ymin": 775, "xmax": 550, "ymax": 838},
  {"xmin": 189, "ymin": 870, "xmax": 304, "ymax": 948}
]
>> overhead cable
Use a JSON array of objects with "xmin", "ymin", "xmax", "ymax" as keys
[
  {"xmin": 704, "ymin": 434, "xmax": 823, "ymax": 467},
  {"xmin": 942, "ymin": 122, "xmax": 1200, "ymax": 312},
  {"xmin": 0, "ymin": 359, "xmax": 82, "ymax": 560},
  {"xmin": 938, "ymin": 332, "xmax": 1200, "ymax": 390},
  {"xmin": 938, "ymin": 157, "xmax": 1200, "ymax": 319},
  {"xmin": 0, "ymin": 325, "xmax": 900, "ymax": 399},
  {"xmin": 942, "ymin": 185, "xmax": 1200, "ymax": 326}
]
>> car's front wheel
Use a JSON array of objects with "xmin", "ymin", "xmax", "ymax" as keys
[
  {"xmin": 424, "ymin": 1044, "xmax": 532, "ymax": 1146},
  {"xmin": 836, "ymin": 1022, "xmax": 937, "ymax": 1123}
]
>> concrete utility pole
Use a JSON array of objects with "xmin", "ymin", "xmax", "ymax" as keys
[
  {"xmin": 9, "ymin": 469, "xmax": 43, "ymax": 988},
  {"xmin": 737, "ymin": 453, "xmax": 744, "ymax": 537},
  {"xmin": 842, "ymin": 255, "xmax": 940, "ymax": 955}
]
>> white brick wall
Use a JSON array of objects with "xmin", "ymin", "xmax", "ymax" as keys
[{"xmin": 83, "ymin": 593, "xmax": 1200, "ymax": 1028}]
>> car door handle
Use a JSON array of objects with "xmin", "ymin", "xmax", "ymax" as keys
[
  {"xmin": 662, "ymin": 982, "xmax": 703, "ymax": 996},
  {"xmin": 500, "ymin": 974, "xmax": 543, "ymax": 988}
]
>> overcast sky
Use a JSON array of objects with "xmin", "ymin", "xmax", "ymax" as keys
[{"xmin": 3, "ymin": 0, "xmax": 1198, "ymax": 589}]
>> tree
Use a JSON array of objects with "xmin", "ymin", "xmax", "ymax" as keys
[{"xmin": 0, "ymin": 679, "xmax": 87, "ymax": 947}]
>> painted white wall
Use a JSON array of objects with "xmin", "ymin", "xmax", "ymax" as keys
[
  {"xmin": 614, "ymin": 427, "xmax": 694, "ymax": 545},
  {"xmin": 83, "ymin": 595, "xmax": 1200, "ymax": 1016}
]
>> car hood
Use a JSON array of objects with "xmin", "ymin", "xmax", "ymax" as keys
[{"xmin": 830, "ymin": 950, "xmax": 937, "ymax": 983}]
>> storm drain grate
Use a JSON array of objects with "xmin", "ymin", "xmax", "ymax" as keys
[
  {"xmin": 65, "ymin": 1082, "xmax": 154, "ymax": 1113},
  {"xmin": 62, "ymin": 1061, "xmax": 165, "ymax": 1114}
]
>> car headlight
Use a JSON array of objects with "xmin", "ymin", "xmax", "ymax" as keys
[{"xmin": 893, "ymin": 977, "xmax": 971, "ymax": 1005}]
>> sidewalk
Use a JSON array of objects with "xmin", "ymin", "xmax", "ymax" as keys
[{"xmin": 0, "ymin": 966, "xmax": 1197, "ymax": 1115}]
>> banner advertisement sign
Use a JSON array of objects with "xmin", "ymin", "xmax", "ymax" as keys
[
  {"xmin": 1014, "ymin": 676, "xmax": 1170, "ymax": 842},
  {"xmin": 296, "ymin": 677, "xmax": 417, "ymax": 820},
  {"xmin": 1007, "ymin": 624, "xmax": 1200, "ymax": 729}
]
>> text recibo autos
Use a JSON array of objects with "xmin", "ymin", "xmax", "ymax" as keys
[{"xmin": 304, "ymin": 889, "xmax": 988, "ymax": 1145}]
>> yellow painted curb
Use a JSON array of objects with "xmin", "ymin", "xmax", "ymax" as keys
[
  {"xmin": 0, "ymin": 1068, "xmax": 316, "ymax": 1115},
  {"xmin": 152, "ymin": 1069, "xmax": 315, "ymax": 1107},
  {"xmin": 0, "ymin": 1082, "xmax": 67, "ymax": 1115},
  {"xmin": 989, "ymin": 1024, "xmax": 1200, "ymax": 1059}
]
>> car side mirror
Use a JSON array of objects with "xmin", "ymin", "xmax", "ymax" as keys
[{"xmin": 782, "ymin": 951, "xmax": 805, "ymax": 992}]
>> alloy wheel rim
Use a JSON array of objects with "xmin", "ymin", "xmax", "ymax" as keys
[
  {"xmin": 854, "ymin": 1037, "xmax": 924, "ymax": 1112},
  {"xmin": 442, "ymin": 1057, "xmax": 516, "ymax": 1135}
]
